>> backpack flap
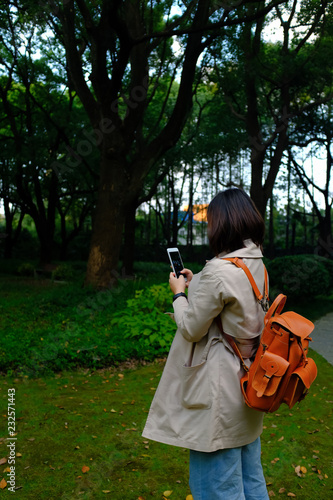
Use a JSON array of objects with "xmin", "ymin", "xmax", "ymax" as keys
[
  {"xmin": 272, "ymin": 311, "xmax": 314, "ymax": 340},
  {"xmin": 252, "ymin": 351, "xmax": 290, "ymax": 397}
]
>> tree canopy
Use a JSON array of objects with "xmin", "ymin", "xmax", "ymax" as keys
[{"xmin": 0, "ymin": 0, "xmax": 332, "ymax": 286}]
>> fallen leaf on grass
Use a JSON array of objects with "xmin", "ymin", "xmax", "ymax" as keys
[
  {"xmin": 279, "ymin": 488, "xmax": 286, "ymax": 493},
  {"xmin": 186, "ymin": 496, "xmax": 194, "ymax": 500},
  {"xmin": 0, "ymin": 458, "xmax": 7, "ymax": 466},
  {"xmin": 295, "ymin": 465, "xmax": 307, "ymax": 477},
  {"xmin": 268, "ymin": 491, "xmax": 275, "ymax": 497},
  {"xmin": 287, "ymin": 493, "xmax": 296, "ymax": 497},
  {"xmin": 102, "ymin": 491, "xmax": 111, "ymax": 494},
  {"xmin": 0, "ymin": 478, "xmax": 7, "ymax": 489},
  {"xmin": 82, "ymin": 465, "xmax": 90, "ymax": 473},
  {"xmin": 163, "ymin": 491, "xmax": 172, "ymax": 497}
]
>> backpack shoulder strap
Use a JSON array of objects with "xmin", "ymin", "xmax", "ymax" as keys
[
  {"xmin": 223, "ymin": 257, "xmax": 269, "ymax": 307},
  {"xmin": 215, "ymin": 315, "xmax": 249, "ymax": 372},
  {"xmin": 216, "ymin": 257, "xmax": 268, "ymax": 372}
]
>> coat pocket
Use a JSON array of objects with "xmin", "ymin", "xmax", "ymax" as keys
[{"xmin": 181, "ymin": 360, "xmax": 212, "ymax": 409}]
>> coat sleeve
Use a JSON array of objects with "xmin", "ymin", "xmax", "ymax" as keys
[{"xmin": 172, "ymin": 265, "xmax": 228, "ymax": 343}]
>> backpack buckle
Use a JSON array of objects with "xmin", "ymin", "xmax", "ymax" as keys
[{"xmin": 260, "ymin": 297, "xmax": 270, "ymax": 313}]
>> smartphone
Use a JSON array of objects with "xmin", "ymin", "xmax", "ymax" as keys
[{"xmin": 167, "ymin": 247, "xmax": 187, "ymax": 280}]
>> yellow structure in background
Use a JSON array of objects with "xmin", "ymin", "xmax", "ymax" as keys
[{"xmin": 182, "ymin": 204, "xmax": 208, "ymax": 222}]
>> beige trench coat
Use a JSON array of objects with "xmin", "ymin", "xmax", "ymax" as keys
[{"xmin": 142, "ymin": 240, "xmax": 267, "ymax": 452}]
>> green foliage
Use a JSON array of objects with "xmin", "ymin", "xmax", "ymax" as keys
[
  {"xmin": 317, "ymin": 256, "xmax": 333, "ymax": 289},
  {"xmin": 52, "ymin": 263, "xmax": 75, "ymax": 281},
  {"xmin": 0, "ymin": 266, "xmax": 177, "ymax": 376},
  {"xmin": 110, "ymin": 283, "xmax": 177, "ymax": 359},
  {"xmin": 266, "ymin": 255, "xmax": 332, "ymax": 300},
  {"xmin": 1, "ymin": 258, "xmax": 333, "ymax": 377},
  {"xmin": 16, "ymin": 262, "xmax": 35, "ymax": 276}
]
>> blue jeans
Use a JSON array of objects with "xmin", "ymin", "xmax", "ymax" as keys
[{"xmin": 189, "ymin": 437, "xmax": 269, "ymax": 500}]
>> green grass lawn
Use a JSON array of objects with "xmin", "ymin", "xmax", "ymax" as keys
[
  {"xmin": 0, "ymin": 265, "xmax": 332, "ymax": 499},
  {"xmin": 0, "ymin": 349, "xmax": 332, "ymax": 499}
]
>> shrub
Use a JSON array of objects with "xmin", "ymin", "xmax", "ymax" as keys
[
  {"xmin": 52, "ymin": 263, "xmax": 75, "ymax": 281},
  {"xmin": 110, "ymin": 283, "xmax": 177, "ymax": 359},
  {"xmin": 17, "ymin": 262, "xmax": 35, "ymax": 277},
  {"xmin": 265, "ymin": 255, "xmax": 330, "ymax": 300},
  {"xmin": 315, "ymin": 256, "xmax": 333, "ymax": 290}
]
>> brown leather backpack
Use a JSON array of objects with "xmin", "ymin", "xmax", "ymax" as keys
[{"xmin": 217, "ymin": 257, "xmax": 318, "ymax": 413}]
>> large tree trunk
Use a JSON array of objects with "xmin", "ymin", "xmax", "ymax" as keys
[
  {"xmin": 123, "ymin": 198, "xmax": 138, "ymax": 276},
  {"xmin": 317, "ymin": 214, "xmax": 333, "ymax": 257},
  {"xmin": 36, "ymin": 224, "xmax": 55, "ymax": 265},
  {"xmin": 85, "ymin": 205, "xmax": 125, "ymax": 288},
  {"xmin": 85, "ymin": 155, "xmax": 128, "ymax": 288}
]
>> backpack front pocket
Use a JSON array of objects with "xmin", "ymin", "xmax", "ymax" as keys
[
  {"xmin": 283, "ymin": 357, "xmax": 318, "ymax": 408},
  {"xmin": 252, "ymin": 351, "xmax": 290, "ymax": 398}
]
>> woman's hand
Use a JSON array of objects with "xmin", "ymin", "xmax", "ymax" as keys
[
  {"xmin": 169, "ymin": 268, "xmax": 193, "ymax": 294},
  {"xmin": 180, "ymin": 268, "xmax": 193, "ymax": 287},
  {"xmin": 169, "ymin": 272, "xmax": 186, "ymax": 294}
]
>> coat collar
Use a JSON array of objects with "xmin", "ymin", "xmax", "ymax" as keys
[{"xmin": 216, "ymin": 239, "xmax": 263, "ymax": 260}]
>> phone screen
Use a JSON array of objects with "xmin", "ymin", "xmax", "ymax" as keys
[{"xmin": 169, "ymin": 250, "xmax": 184, "ymax": 278}]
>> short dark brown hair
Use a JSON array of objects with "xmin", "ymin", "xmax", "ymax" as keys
[{"xmin": 207, "ymin": 188, "xmax": 265, "ymax": 255}]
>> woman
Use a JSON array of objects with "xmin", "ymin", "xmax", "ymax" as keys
[{"xmin": 142, "ymin": 188, "xmax": 269, "ymax": 500}]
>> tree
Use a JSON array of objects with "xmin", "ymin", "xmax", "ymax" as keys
[
  {"xmin": 210, "ymin": 0, "xmax": 333, "ymax": 216},
  {"xmin": 0, "ymin": 159, "xmax": 25, "ymax": 258},
  {"xmin": 0, "ymin": 6, "xmax": 98, "ymax": 263},
  {"xmin": 289, "ymin": 102, "xmax": 333, "ymax": 255},
  {"xmin": 16, "ymin": 0, "xmax": 283, "ymax": 288}
]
